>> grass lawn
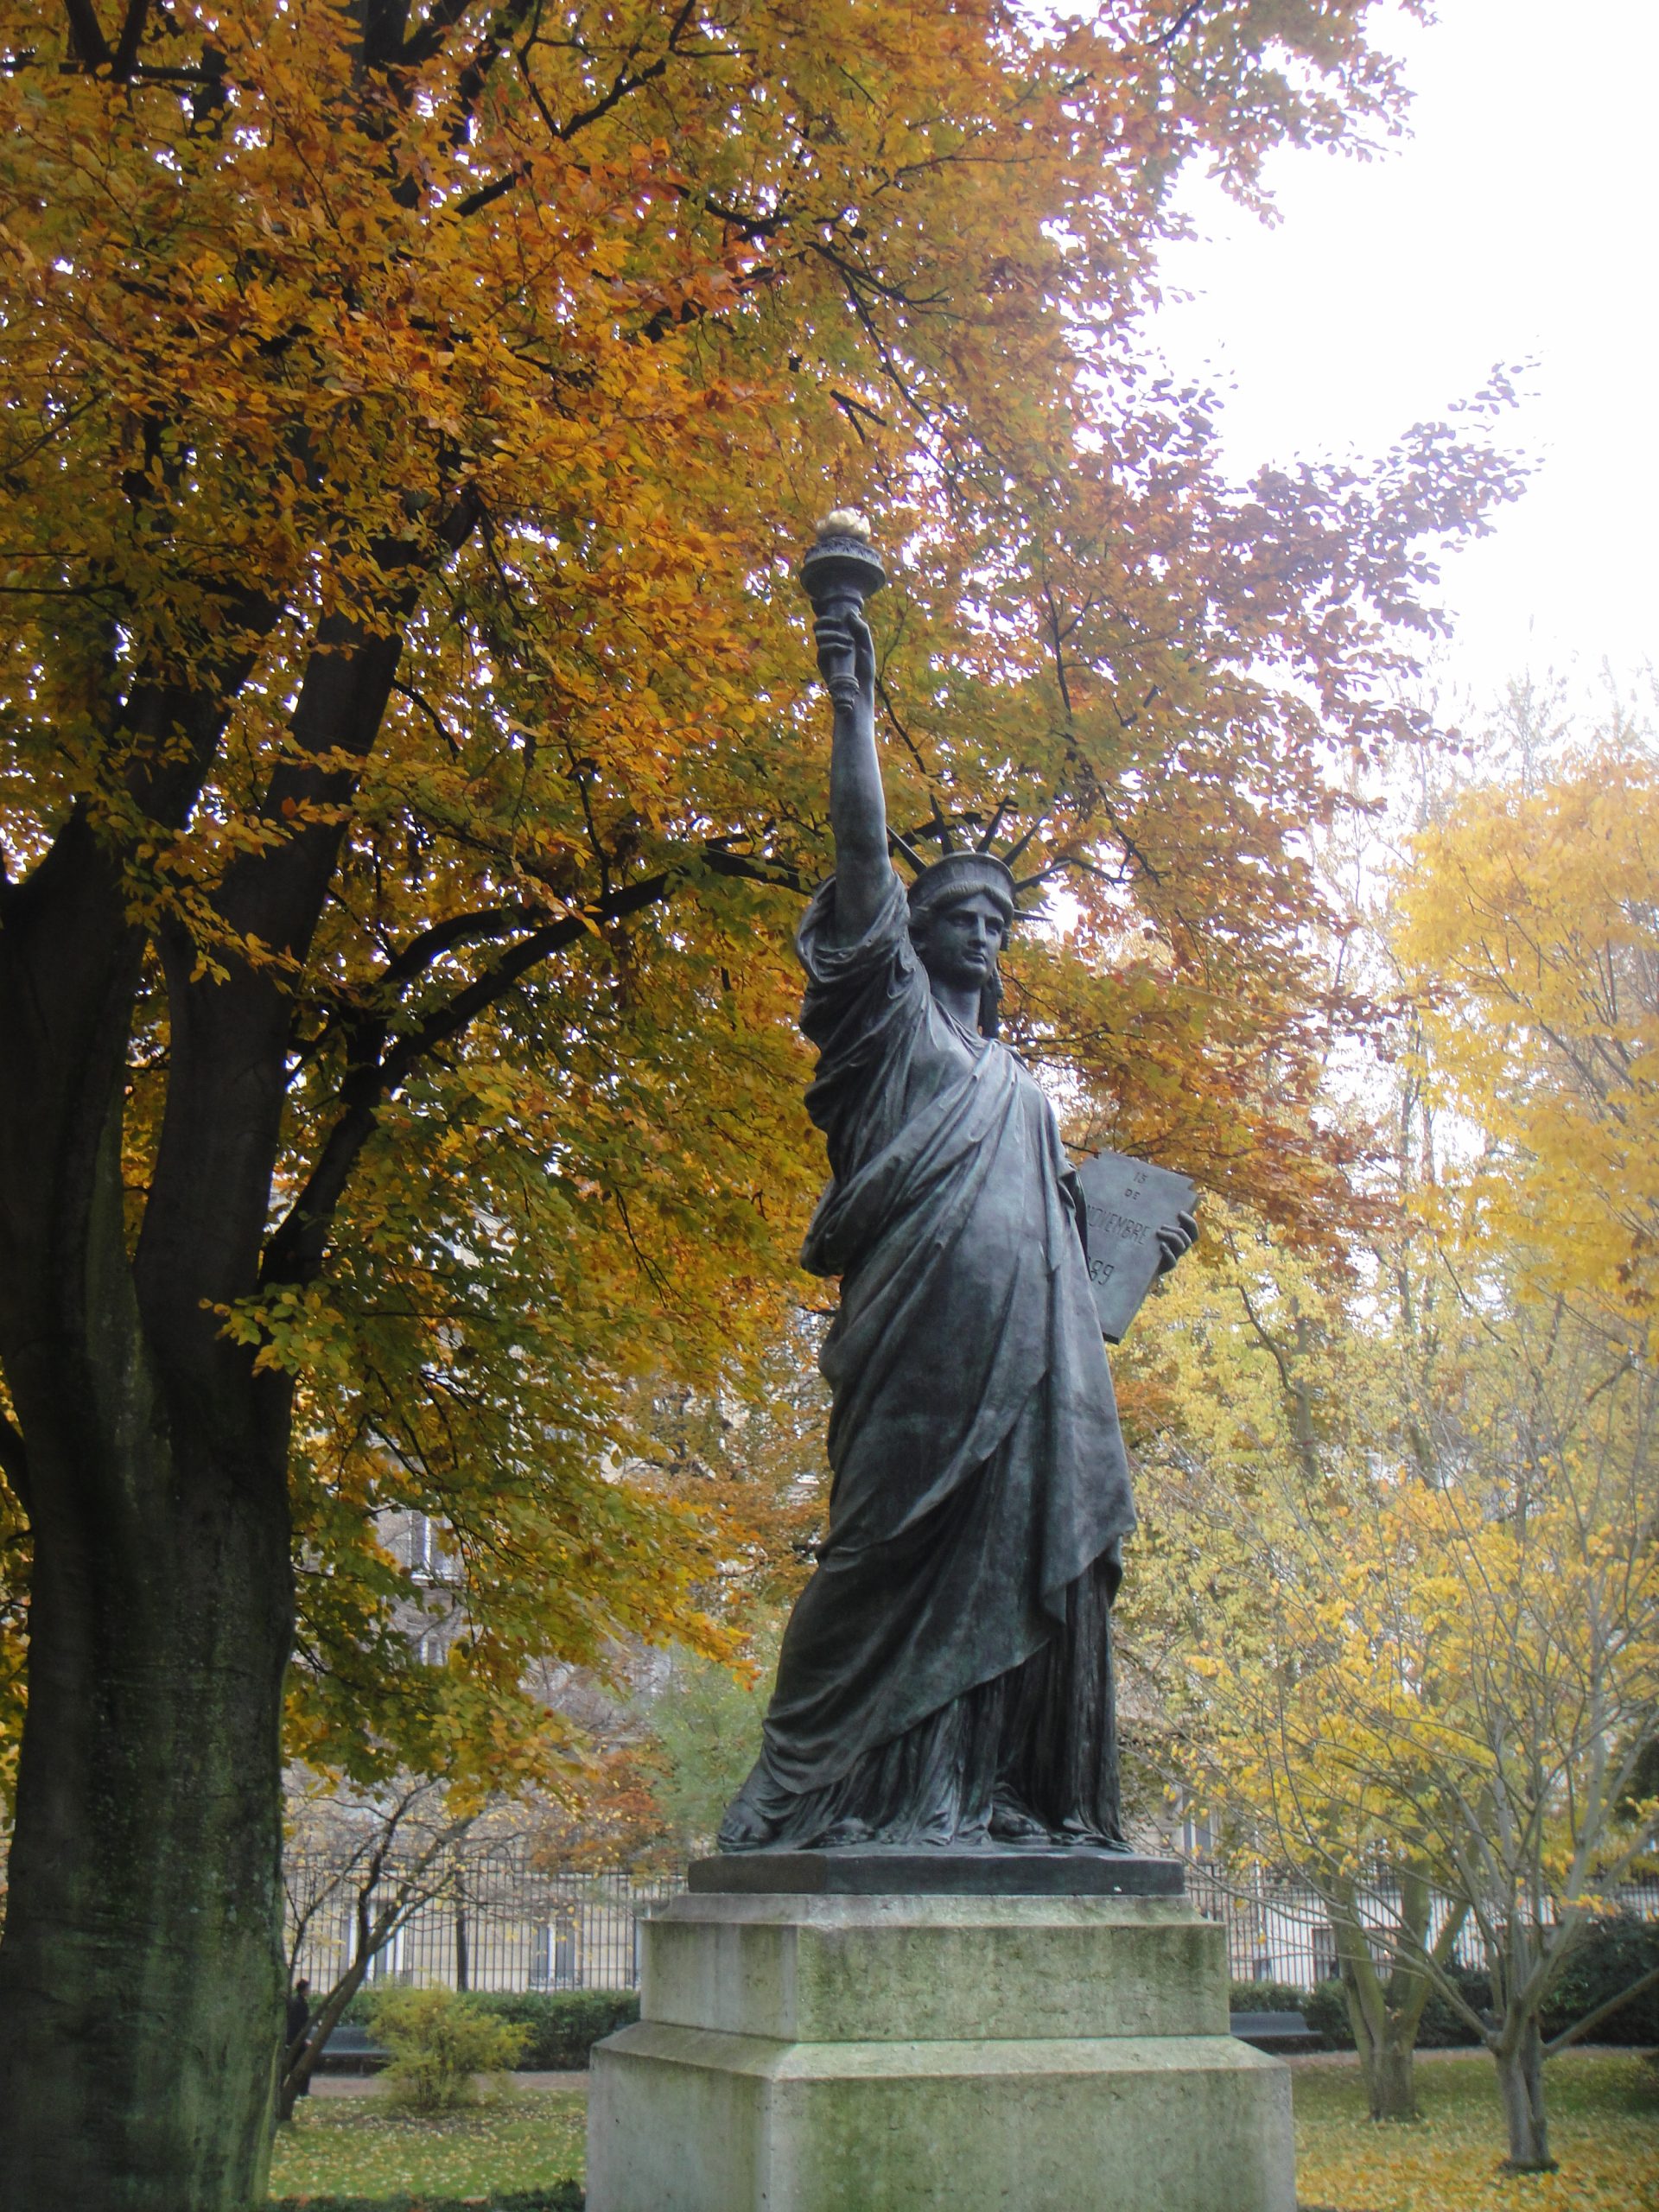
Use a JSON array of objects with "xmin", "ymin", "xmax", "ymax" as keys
[
  {"xmin": 269, "ymin": 2085, "xmax": 586, "ymax": 2201},
  {"xmin": 269, "ymin": 2050, "xmax": 1656, "ymax": 2209},
  {"xmin": 1294, "ymin": 2049, "xmax": 1659, "ymax": 2212}
]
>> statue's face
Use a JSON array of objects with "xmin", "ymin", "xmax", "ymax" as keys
[{"xmin": 912, "ymin": 892, "xmax": 1007, "ymax": 994}]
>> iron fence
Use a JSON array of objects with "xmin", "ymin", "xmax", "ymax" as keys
[
  {"xmin": 285, "ymin": 1847, "xmax": 1659, "ymax": 1997},
  {"xmin": 1185, "ymin": 1867, "xmax": 1659, "ymax": 1987},
  {"xmin": 286, "ymin": 1847, "xmax": 682, "ymax": 1993}
]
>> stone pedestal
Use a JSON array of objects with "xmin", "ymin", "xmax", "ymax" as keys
[{"xmin": 587, "ymin": 1861, "xmax": 1295, "ymax": 2212}]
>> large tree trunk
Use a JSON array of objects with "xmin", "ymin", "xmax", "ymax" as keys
[
  {"xmin": 0, "ymin": 808, "xmax": 299, "ymax": 2211},
  {"xmin": 0, "ymin": 1116, "xmax": 295, "ymax": 2211},
  {"xmin": 0, "ymin": 514, "xmax": 465, "ymax": 2202},
  {"xmin": 1495, "ymin": 2018, "xmax": 1555, "ymax": 2172}
]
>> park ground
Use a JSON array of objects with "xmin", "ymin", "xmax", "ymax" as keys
[{"xmin": 270, "ymin": 2046, "xmax": 1659, "ymax": 2210}]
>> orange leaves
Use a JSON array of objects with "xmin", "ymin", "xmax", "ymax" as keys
[{"xmin": 0, "ymin": 0, "xmax": 1525, "ymax": 1814}]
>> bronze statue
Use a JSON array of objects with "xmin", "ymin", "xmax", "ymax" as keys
[{"xmin": 719, "ymin": 519, "xmax": 1194, "ymax": 1854}]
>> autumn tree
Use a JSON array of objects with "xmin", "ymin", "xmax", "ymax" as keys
[
  {"xmin": 1120, "ymin": 1221, "xmax": 1476, "ymax": 2125},
  {"xmin": 1150, "ymin": 1241, "xmax": 1659, "ymax": 2167},
  {"xmin": 0, "ymin": 0, "xmax": 1520, "ymax": 2203},
  {"xmin": 277, "ymin": 1776, "xmax": 479, "ymax": 2118},
  {"xmin": 1395, "ymin": 734, "xmax": 1659, "ymax": 1351},
  {"xmin": 1128, "ymin": 741, "xmax": 1659, "ymax": 2165}
]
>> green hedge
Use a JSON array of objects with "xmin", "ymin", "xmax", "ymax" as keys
[
  {"xmin": 1299, "ymin": 1979, "xmax": 1351, "ymax": 2048},
  {"xmin": 339, "ymin": 1987, "xmax": 639, "ymax": 2069},
  {"xmin": 1300, "ymin": 1969, "xmax": 1489, "ymax": 2050},
  {"xmin": 1227, "ymin": 1979, "xmax": 1308, "ymax": 2014},
  {"xmin": 466, "ymin": 1991, "xmax": 639, "ymax": 2069},
  {"xmin": 1540, "ymin": 1914, "xmax": 1659, "ymax": 2047},
  {"xmin": 269, "ymin": 2194, "xmax": 580, "ymax": 2211},
  {"xmin": 1294, "ymin": 1916, "xmax": 1659, "ymax": 2052},
  {"xmin": 328, "ymin": 1912, "xmax": 1657, "ymax": 2073}
]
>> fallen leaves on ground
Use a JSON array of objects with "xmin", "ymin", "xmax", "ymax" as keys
[
  {"xmin": 270, "ymin": 2086, "xmax": 586, "ymax": 2198},
  {"xmin": 1294, "ymin": 2050, "xmax": 1658, "ymax": 2212},
  {"xmin": 267, "ymin": 2051, "xmax": 1657, "ymax": 2209}
]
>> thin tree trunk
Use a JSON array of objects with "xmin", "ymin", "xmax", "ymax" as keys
[
  {"xmin": 1332, "ymin": 1896, "xmax": 1422, "ymax": 2119},
  {"xmin": 1342, "ymin": 1979, "xmax": 1421, "ymax": 2120},
  {"xmin": 276, "ymin": 1813, "xmax": 475, "ymax": 2122},
  {"xmin": 1325, "ymin": 1871, "xmax": 1451, "ymax": 2122},
  {"xmin": 276, "ymin": 1958, "xmax": 373, "ymax": 2124},
  {"xmin": 1495, "ymin": 2018, "xmax": 1555, "ymax": 2172},
  {"xmin": 1369, "ymin": 2034, "xmax": 1418, "ymax": 2122}
]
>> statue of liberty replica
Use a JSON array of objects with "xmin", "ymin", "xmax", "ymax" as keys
[
  {"xmin": 588, "ymin": 522, "xmax": 1293, "ymax": 2212},
  {"xmin": 719, "ymin": 518, "xmax": 1193, "ymax": 1859}
]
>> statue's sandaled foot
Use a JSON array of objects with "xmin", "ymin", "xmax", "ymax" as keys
[
  {"xmin": 988, "ymin": 1796, "xmax": 1054, "ymax": 1847},
  {"xmin": 716, "ymin": 1798, "xmax": 781, "ymax": 1853},
  {"xmin": 818, "ymin": 1816, "xmax": 876, "ymax": 1848},
  {"xmin": 1054, "ymin": 1819, "xmax": 1133, "ymax": 1853}
]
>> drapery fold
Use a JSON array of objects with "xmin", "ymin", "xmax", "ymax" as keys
[{"xmin": 725, "ymin": 874, "xmax": 1134, "ymax": 1815}]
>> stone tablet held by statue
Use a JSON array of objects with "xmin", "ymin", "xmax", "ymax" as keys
[{"xmin": 1073, "ymin": 1149, "xmax": 1198, "ymax": 1344}]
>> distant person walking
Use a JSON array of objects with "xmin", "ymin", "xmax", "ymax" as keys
[{"xmin": 284, "ymin": 1978, "xmax": 313, "ymax": 2100}]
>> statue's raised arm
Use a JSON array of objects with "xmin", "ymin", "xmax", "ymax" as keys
[
  {"xmin": 715, "ymin": 512, "xmax": 1151, "ymax": 1861},
  {"xmin": 800, "ymin": 512, "xmax": 892, "ymax": 943},
  {"xmin": 816, "ymin": 604, "xmax": 889, "ymax": 943}
]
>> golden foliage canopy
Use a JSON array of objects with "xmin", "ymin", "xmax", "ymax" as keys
[
  {"xmin": 1396, "ymin": 743, "xmax": 1659, "ymax": 1350},
  {"xmin": 1119, "ymin": 766, "xmax": 1659, "ymax": 2156},
  {"xmin": 0, "ymin": 0, "xmax": 1519, "ymax": 1795}
]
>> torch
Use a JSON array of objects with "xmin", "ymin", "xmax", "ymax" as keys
[{"xmin": 798, "ymin": 508, "xmax": 887, "ymax": 622}]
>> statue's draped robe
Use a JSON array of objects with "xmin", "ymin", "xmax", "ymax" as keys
[{"xmin": 721, "ymin": 874, "xmax": 1136, "ymax": 1850}]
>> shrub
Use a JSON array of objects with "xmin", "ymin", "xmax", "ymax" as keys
[
  {"xmin": 1540, "ymin": 1914, "xmax": 1659, "ymax": 2047},
  {"xmin": 1414, "ymin": 1967, "xmax": 1490, "ymax": 2048},
  {"xmin": 367, "ymin": 1986, "xmax": 530, "ymax": 2113},
  {"xmin": 269, "ymin": 2193, "xmax": 581, "ymax": 2211},
  {"xmin": 1264, "ymin": 1919, "xmax": 1659, "ymax": 2054},
  {"xmin": 455, "ymin": 1989, "xmax": 639, "ymax": 2069},
  {"xmin": 1300, "ymin": 1980, "xmax": 1351, "ymax": 2049},
  {"xmin": 343, "ymin": 1985, "xmax": 640, "ymax": 2066},
  {"xmin": 1300, "ymin": 1967, "xmax": 1491, "ymax": 2051},
  {"xmin": 1228, "ymin": 1979, "xmax": 1308, "ymax": 2015}
]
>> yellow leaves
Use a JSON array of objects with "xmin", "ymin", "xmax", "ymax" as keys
[
  {"xmin": 1396, "ymin": 743, "xmax": 1659, "ymax": 1350},
  {"xmin": 1294, "ymin": 2051, "xmax": 1656, "ymax": 2212},
  {"xmin": 214, "ymin": 1280, "xmax": 358, "ymax": 1382},
  {"xmin": 1122, "ymin": 1133, "xmax": 1659, "ymax": 1920}
]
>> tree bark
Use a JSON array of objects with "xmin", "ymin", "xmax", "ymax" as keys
[
  {"xmin": 0, "ymin": 1100, "xmax": 294, "ymax": 2209},
  {"xmin": 1338, "ymin": 1962, "xmax": 1422, "ymax": 2120},
  {"xmin": 1368, "ymin": 2036, "xmax": 1419, "ymax": 2122},
  {"xmin": 0, "ymin": 620, "xmax": 359, "ymax": 2202},
  {"xmin": 1325, "ymin": 1868, "xmax": 1459, "ymax": 2124},
  {"xmin": 1494, "ymin": 2018, "xmax": 1554, "ymax": 2171},
  {"xmin": 0, "ymin": 483, "xmax": 480, "ymax": 2202}
]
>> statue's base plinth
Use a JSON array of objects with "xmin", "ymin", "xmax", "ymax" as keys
[
  {"xmin": 687, "ymin": 1846, "xmax": 1183, "ymax": 1896},
  {"xmin": 586, "ymin": 1884, "xmax": 1295, "ymax": 2212}
]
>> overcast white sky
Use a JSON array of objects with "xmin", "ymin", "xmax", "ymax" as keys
[{"xmin": 1152, "ymin": 0, "xmax": 1658, "ymax": 717}]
